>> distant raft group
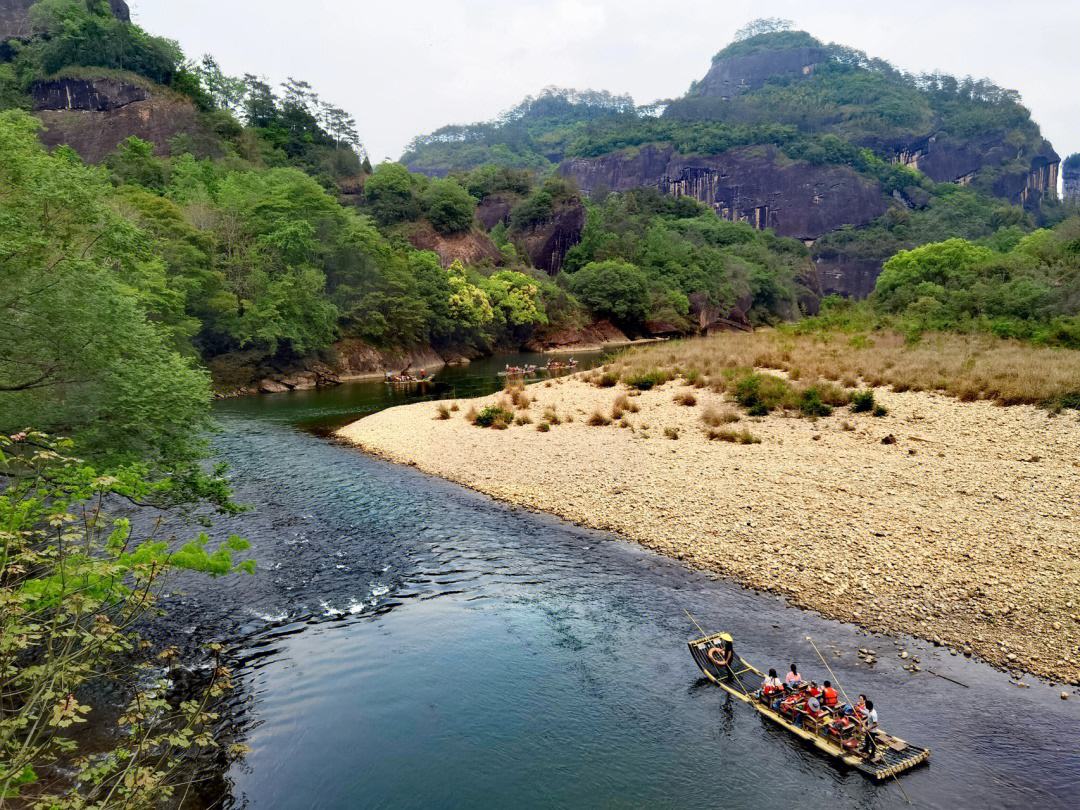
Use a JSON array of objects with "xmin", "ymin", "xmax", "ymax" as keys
[{"xmin": 498, "ymin": 359, "xmax": 578, "ymax": 378}]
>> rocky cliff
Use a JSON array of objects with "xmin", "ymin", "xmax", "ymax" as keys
[
  {"xmin": 32, "ymin": 74, "xmax": 219, "ymax": 163},
  {"xmin": 562, "ymin": 145, "xmax": 887, "ymax": 241},
  {"xmin": 890, "ymin": 132, "xmax": 1059, "ymax": 209},
  {"xmin": 406, "ymin": 222, "xmax": 503, "ymax": 267},
  {"xmin": 0, "ymin": 0, "xmax": 129, "ymax": 40},
  {"xmin": 1062, "ymin": 154, "xmax": 1080, "ymax": 204},
  {"xmin": 511, "ymin": 198, "xmax": 586, "ymax": 274}
]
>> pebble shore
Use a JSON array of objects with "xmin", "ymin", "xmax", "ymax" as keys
[{"xmin": 337, "ymin": 377, "xmax": 1080, "ymax": 685}]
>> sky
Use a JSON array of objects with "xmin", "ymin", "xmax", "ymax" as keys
[{"xmin": 131, "ymin": 0, "xmax": 1079, "ymax": 173}]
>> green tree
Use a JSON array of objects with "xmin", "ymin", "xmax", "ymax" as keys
[
  {"xmin": 424, "ymin": 177, "xmax": 476, "ymax": 235},
  {"xmin": 446, "ymin": 260, "xmax": 494, "ymax": 327},
  {"xmin": 567, "ymin": 260, "xmax": 651, "ymax": 326},
  {"xmin": 363, "ymin": 162, "xmax": 421, "ymax": 226},
  {"xmin": 0, "ymin": 112, "xmax": 212, "ymax": 471},
  {"xmin": 0, "ymin": 432, "xmax": 252, "ymax": 805}
]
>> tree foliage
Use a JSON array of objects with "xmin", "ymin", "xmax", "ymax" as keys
[{"xmin": 0, "ymin": 432, "xmax": 252, "ymax": 805}]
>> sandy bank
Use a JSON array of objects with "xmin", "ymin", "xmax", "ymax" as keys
[{"xmin": 337, "ymin": 377, "xmax": 1080, "ymax": 685}]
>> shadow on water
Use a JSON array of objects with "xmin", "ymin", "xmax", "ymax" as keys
[{"xmin": 165, "ymin": 353, "xmax": 1078, "ymax": 809}]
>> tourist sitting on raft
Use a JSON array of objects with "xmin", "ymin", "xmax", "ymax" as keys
[
  {"xmin": 785, "ymin": 663, "xmax": 802, "ymax": 687},
  {"xmin": 754, "ymin": 672, "xmax": 882, "ymax": 761}
]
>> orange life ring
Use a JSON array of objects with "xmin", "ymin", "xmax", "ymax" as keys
[{"xmin": 707, "ymin": 646, "xmax": 729, "ymax": 667}]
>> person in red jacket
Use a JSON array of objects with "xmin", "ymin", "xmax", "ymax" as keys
[{"xmin": 821, "ymin": 680, "xmax": 839, "ymax": 708}]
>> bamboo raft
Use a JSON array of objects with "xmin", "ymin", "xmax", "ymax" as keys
[{"xmin": 688, "ymin": 631, "xmax": 930, "ymax": 781}]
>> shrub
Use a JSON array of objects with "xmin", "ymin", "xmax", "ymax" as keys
[
  {"xmin": 664, "ymin": 426, "xmax": 680, "ymax": 440},
  {"xmin": 734, "ymin": 372, "xmax": 796, "ymax": 414},
  {"xmin": 674, "ymin": 391, "xmax": 698, "ymax": 407},
  {"xmin": 873, "ymin": 405, "xmax": 889, "ymax": 417},
  {"xmin": 595, "ymin": 371, "xmax": 620, "ymax": 388},
  {"xmin": 702, "ymin": 406, "xmax": 740, "ymax": 426},
  {"xmin": 851, "ymin": 390, "xmax": 876, "ymax": 413},
  {"xmin": 465, "ymin": 405, "xmax": 479, "ymax": 422},
  {"xmin": 543, "ymin": 407, "xmax": 562, "ymax": 425},
  {"xmin": 435, "ymin": 403, "xmax": 451, "ymax": 420},
  {"xmin": 799, "ymin": 387, "xmax": 834, "ymax": 417},
  {"xmin": 627, "ymin": 369, "xmax": 672, "ymax": 391},
  {"xmin": 474, "ymin": 406, "xmax": 513, "ymax": 427},
  {"xmin": 537, "ymin": 422, "xmax": 551, "ymax": 432},
  {"xmin": 707, "ymin": 427, "xmax": 762, "ymax": 444},
  {"xmin": 514, "ymin": 413, "xmax": 533, "ymax": 426},
  {"xmin": 588, "ymin": 410, "xmax": 612, "ymax": 426},
  {"xmin": 450, "ymin": 402, "xmax": 460, "ymax": 411}
]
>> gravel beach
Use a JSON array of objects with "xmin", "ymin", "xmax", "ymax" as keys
[{"xmin": 337, "ymin": 376, "xmax": 1080, "ymax": 685}]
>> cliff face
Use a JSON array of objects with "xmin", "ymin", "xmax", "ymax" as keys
[
  {"xmin": 32, "ymin": 75, "xmax": 219, "ymax": 163},
  {"xmin": 512, "ymin": 199, "xmax": 586, "ymax": 274},
  {"xmin": 0, "ymin": 0, "xmax": 129, "ymax": 40},
  {"xmin": 562, "ymin": 145, "xmax": 887, "ymax": 241},
  {"xmin": 692, "ymin": 46, "xmax": 829, "ymax": 99},
  {"xmin": 890, "ymin": 132, "xmax": 1060, "ymax": 208},
  {"xmin": 406, "ymin": 222, "xmax": 503, "ymax": 267},
  {"xmin": 1064, "ymin": 155, "xmax": 1080, "ymax": 204}
]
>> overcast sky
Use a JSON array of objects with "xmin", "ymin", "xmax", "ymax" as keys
[{"xmin": 132, "ymin": 0, "xmax": 1078, "ymax": 170}]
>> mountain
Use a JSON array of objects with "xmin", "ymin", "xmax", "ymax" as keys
[{"xmin": 403, "ymin": 29, "xmax": 1061, "ymax": 297}]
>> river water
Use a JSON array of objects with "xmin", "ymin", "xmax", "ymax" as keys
[{"xmin": 171, "ymin": 353, "xmax": 1078, "ymax": 809}]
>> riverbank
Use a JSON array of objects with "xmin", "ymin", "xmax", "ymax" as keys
[{"xmin": 338, "ymin": 374, "xmax": 1080, "ymax": 685}]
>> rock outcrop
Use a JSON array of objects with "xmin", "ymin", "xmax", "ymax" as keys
[
  {"xmin": 32, "ymin": 75, "xmax": 218, "ymax": 163},
  {"xmin": 523, "ymin": 319, "xmax": 629, "ymax": 352},
  {"xmin": 406, "ymin": 222, "xmax": 503, "ymax": 267},
  {"xmin": 562, "ymin": 145, "xmax": 887, "ymax": 241},
  {"xmin": 33, "ymin": 77, "xmax": 149, "ymax": 112},
  {"xmin": 476, "ymin": 193, "xmax": 518, "ymax": 230},
  {"xmin": 0, "ymin": 0, "xmax": 129, "ymax": 40},
  {"xmin": 512, "ymin": 198, "xmax": 586, "ymax": 274},
  {"xmin": 1060, "ymin": 153, "xmax": 1079, "ymax": 204},
  {"xmin": 691, "ymin": 46, "xmax": 829, "ymax": 99},
  {"xmin": 890, "ymin": 132, "xmax": 1060, "ymax": 209}
]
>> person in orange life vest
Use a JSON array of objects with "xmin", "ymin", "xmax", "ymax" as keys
[
  {"xmin": 806, "ymin": 680, "xmax": 822, "ymax": 699},
  {"xmin": 821, "ymin": 680, "xmax": 839, "ymax": 708}
]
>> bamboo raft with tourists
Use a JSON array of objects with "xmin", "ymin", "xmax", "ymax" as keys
[
  {"xmin": 497, "ymin": 364, "xmax": 540, "ymax": 378},
  {"xmin": 383, "ymin": 364, "xmax": 434, "ymax": 386},
  {"xmin": 687, "ymin": 618, "xmax": 930, "ymax": 782}
]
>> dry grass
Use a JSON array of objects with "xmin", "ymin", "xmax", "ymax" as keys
[
  {"xmin": 503, "ymin": 384, "xmax": 532, "ymax": 410},
  {"xmin": 434, "ymin": 403, "xmax": 451, "ymax": 420},
  {"xmin": 673, "ymin": 391, "xmax": 698, "ymax": 407},
  {"xmin": 588, "ymin": 410, "xmax": 612, "ymax": 427},
  {"xmin": 706, "ymin": 427, "xmax": 762, "ymax": 444},
  {"xmin": 609, "ymin": 330, "xmax": 1080, "ymax": 408},
  {"xmin": 701, "ymin": 406, "xmax": 740, "ymax": 427}
]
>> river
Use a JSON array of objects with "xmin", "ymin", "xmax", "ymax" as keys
[{"xmin": 168, "ymin": 352, "xmax": 1078, "ymax": 809}]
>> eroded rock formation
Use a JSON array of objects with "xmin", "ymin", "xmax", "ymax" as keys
[
  {"xmin": 512, "ymin": 199, "xmax": 586, "ymax": 274},
  {"xmin": 890, "ymin": 132, "xmax": 1059, "ymax": 208},
  {"xmin": 1060, "ymin": 154, "xmax": 1079, "ymax": 204},
  {"xmin": 32, "ymin": 75, "xmax": 218, "ymax": 163},
  {"xmin": 562, "ymin": 145, "xmax": 887, "ymax": 241},
  {"xmin": 406, "ymin": 222, "xmax": 503, "ymax": 267}
]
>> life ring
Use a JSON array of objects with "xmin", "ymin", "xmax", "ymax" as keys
[{"xmin": 707, "ymin": 646, "xmax": 730, "ymax": 667}]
